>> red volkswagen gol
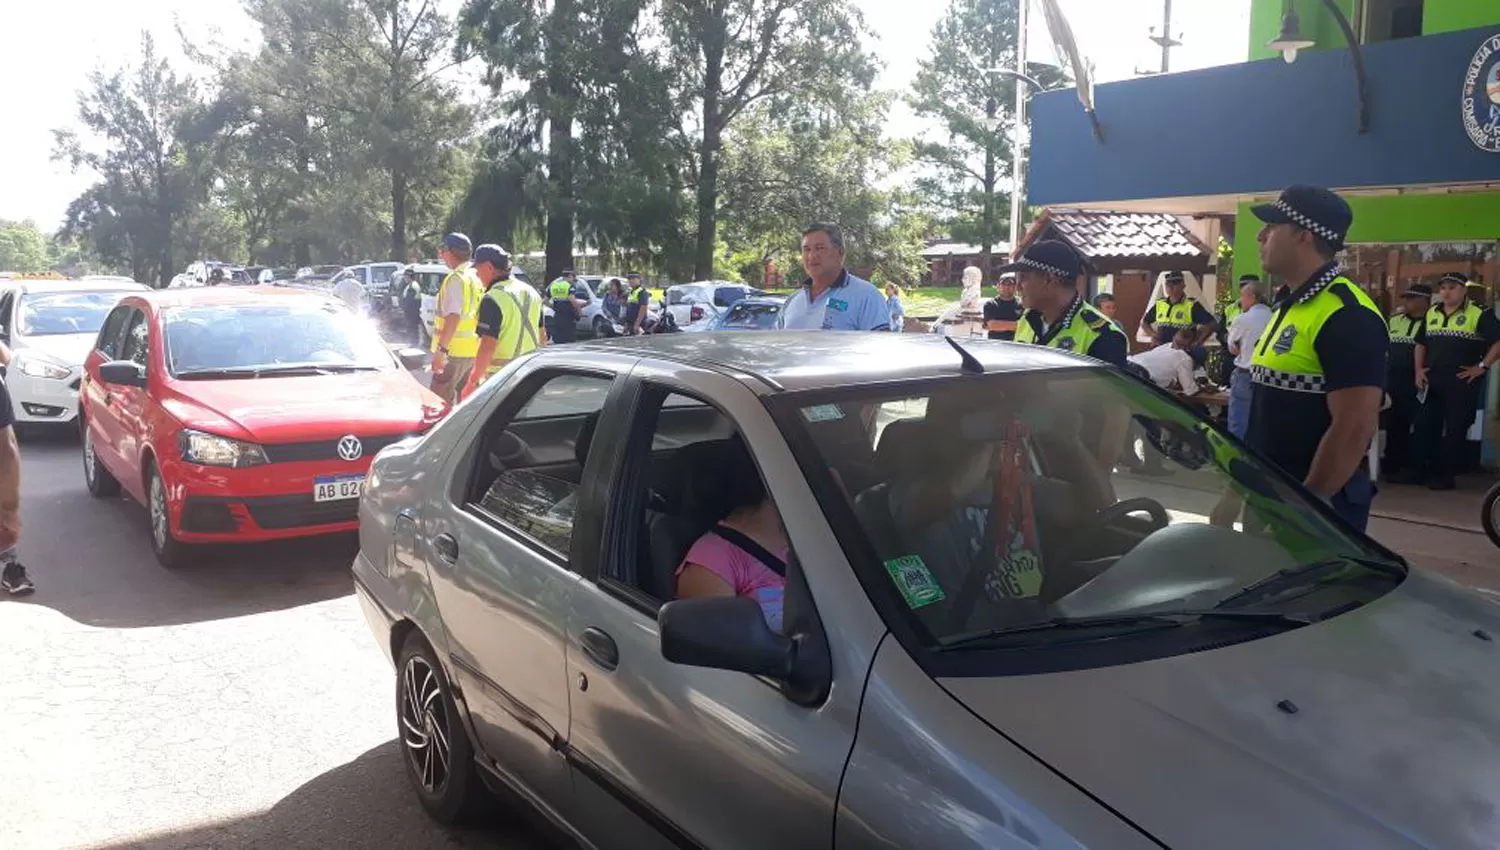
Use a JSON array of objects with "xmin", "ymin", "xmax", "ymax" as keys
[{"xmin": 79, "ymin": 287, "xmax": 446, "ymax": 566}]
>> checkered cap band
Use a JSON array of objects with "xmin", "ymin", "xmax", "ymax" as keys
[
  {"xmin": 1276, "ymin": 200, "xmax": 1341, "ymax": 244},
  {"xmin": 1440, "ymin": 272, "xmax": 1469, "ymax": 286},
  {"xmin": 1019, "ymin": 256, "xmax": 1069, "ymax": 278},
  {"xmin": 1251, "ymin": 364, "xmax": 1326, "ymax": 393}
]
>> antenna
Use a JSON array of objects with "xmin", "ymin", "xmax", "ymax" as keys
[{"xmin": 944, "ymin": 337, "xmax": 987, "ymax": 374}]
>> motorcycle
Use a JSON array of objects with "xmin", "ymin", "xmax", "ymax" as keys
[{"xmin": 1483, "ymin": 482, "xmax": 1500, "ymax": 549}]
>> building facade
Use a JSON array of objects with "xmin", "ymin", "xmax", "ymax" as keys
[{"xmin": 1027, "ymin": 0, "xmax": 1500, "ymax": 463}]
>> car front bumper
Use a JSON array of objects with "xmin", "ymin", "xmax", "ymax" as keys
[
  {"xmin": 7, "ymin": 368, "xmax": 82, "ymax": 425},
  {"xmin": 161, "ymin": 455, "xmax": 375, "ymax": 544}
]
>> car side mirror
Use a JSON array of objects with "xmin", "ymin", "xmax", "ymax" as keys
[
  {"xmin": 396, "ymin": 347, "xmax": 428, "ymax": 371},
  {"xmin": 659, "ymin": 596, "xmax": 795, "ymax": 679},
  {"xmin": 99, "ymin": 360, "xmax": 147, "ymax": 388}
]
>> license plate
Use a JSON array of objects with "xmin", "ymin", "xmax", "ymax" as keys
[{"xmin": 313, "ymin": 474, "xmax": 364, "ymax": 502}]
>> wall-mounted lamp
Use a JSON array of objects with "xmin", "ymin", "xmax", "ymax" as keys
[{"xmin": 1266, "ymin": 1, "xmax": 1370, "ymax": 134}]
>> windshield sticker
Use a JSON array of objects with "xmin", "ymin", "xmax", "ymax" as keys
[
  {"xmin": 884, "ymin": 556, "xmax": 946, "ymax": 609},
  {"xmin": 801, "ymin": 404, "xmax": 846, "ymax": 423}
]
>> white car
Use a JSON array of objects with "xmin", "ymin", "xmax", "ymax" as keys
[
  {"xmin": 663, "ymin": 281, "xmax": 763, "ymax": 330},
  {"xmin": 0, "ymin": 277, "xmax": 148, "ymax": 430},
  {"xmin": 330, "ymin": 262, "xmax": 404, "ymax": 303}
]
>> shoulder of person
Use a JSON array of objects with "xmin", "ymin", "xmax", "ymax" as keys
[{"xmin": 1080, "ymin": 305, "xmax": 1115, "ymax": 332}]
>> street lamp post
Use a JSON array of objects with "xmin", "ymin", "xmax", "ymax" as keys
[
  {"xmin": 1010, "ymin": 0, "xmax": 1029, "ymax": 258},
  {"xmin": 1268, "ymin": 1, "xmax": 1370, "ymax": 134}
]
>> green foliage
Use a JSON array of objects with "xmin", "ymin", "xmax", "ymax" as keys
[{"xmin": 0, "ymin": 221, "xmax": 52, "ymax": 273}]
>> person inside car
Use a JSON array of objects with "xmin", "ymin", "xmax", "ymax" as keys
[{"xmin": 674, "ymin": 438, "xmax": 789, "ymax": 631}]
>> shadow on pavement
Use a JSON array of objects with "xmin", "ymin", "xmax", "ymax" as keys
[
  {"xmin": 9, "ymin": 437, "xmax": 361, "ymax": 629},
  {"xmin": 80, "ymin": 740, "xmax": 559, "ymax": 850}
]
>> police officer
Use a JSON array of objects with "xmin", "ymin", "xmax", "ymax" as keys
[
  {"xmin": 1247, "ymin": 185, "xmax": 1387, "ymax": 530},
  {"xmin": 1142, "ymin": 271, "xmax": 1215, "ymax": 349},
  {"xmin": 429, "ymin": 232, "xmax": 484, "ymax": 405},
  {"xmin": 463, "ymin": 244, "xmax": 545, "ymax": 400},
  {"xmin": 548, "ymin": 269, "xmax": 583, "ymax": 344},
  {"xmin": 1382, "ymin": 282, "xmax": 1431, "ymax": 478},
  {"xmin": 1002, "ymin": 240, "xmax": 1128, "ymax": 367},
  {"xmin": 623, "ymin": 271, "xmax": 651, "ymax": 335},
  {"xmin": 1406, "ymin": 272, "xmax": 1500, "ymax": 490},
  {"xmin": 399, "ymin": 269, "xmax": 424, "ymax": 346},
  {"xmin": 1220, "ymin": 274, "xmax": 1260, "ymax": 333},
  {"xmin": 983, "ymin": 273, "xmax": 1024, "ymax": 340}
]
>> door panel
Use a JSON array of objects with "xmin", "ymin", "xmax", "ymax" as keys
[
  {"xmin": 565, "ymin": 586, "xmax": 853, "ymax": 850},
  {"xmin": 85, "ymin": 306, "xmax": 139, "ymax": 485},
  {"xmin": 112, "ymin": 310, "xmax": 153, "ymax": 490}
]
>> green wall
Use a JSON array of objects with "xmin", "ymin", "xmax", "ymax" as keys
[
  {"xmin": 1248, "ymin": 0, "xmax": 1496, "ymax": 60},
  {"xmin": 1423, "ymin": 0, "xmax": 1499, "ymax": 35},
  {"xmin": 1232, "ymin": 191, "xmax": 1500, "ymax": 280}
]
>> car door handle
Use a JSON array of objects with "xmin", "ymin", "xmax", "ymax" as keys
[
  {"xmin": 579, "ymin": 627, "xmax": 619, "ymax": 672},
  {"xmin": 432, "ymin": 533, "xmax": 458, "ymax": 564}
]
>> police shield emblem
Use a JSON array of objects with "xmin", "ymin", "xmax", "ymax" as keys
[
  {"xmin": 1459, "ymin": 314, "xmax": 1468, "ymax": 326},
  {"xmin": 1057, "ymin": 337, "xmax": 1076, "ymax": 351},
  {"xmin": 1272, "ymin": 324, "xmax": 1298, "ymax": 355}
]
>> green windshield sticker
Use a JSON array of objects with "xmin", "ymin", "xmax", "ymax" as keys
[
  {"xmin": 884, "ymin": 556, "xmax": 946, "ymax": 609},
  {"xmin": 801, "ymin": 404, "xmax": 845, "ymax": 423}
]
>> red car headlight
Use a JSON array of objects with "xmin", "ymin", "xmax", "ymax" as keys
[{"xmin": 178, "ymin": 429, "xmax": 269, "ymax": 468}]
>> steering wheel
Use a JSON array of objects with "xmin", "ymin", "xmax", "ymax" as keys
[{"xmin": 1062, "ymin": 497, "xmax": 1171, "ymax": 566}]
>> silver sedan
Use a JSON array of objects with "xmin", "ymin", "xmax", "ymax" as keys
[{"xmin": 353, "ymin": 331, "xmax": 1498, "ymax": 849}]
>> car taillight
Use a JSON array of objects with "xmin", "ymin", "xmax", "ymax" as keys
[{"xmin": 690, "ymin": 305, "xmax": 704, "ymax": 322}]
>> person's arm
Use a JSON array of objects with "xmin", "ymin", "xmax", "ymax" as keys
[
  {"xmin": 1226, "ymin": 321, "xmax": 1244, "ymax": 357},
  {"xmin": 0, "ymin": 340, "xmax": 11, "ymax": 366},
  {"xmin": 432, "ymin": 277, "xmax": 461, "ymax": 370},
  {"xmin": 1086, "ymin": 326, "xmax": 1129, "ymax": 369},
  {"xmin": 464, "ymin": 299, "xmax": 502, "ymax": 398},
  {"xmin": 0, "ymin": 378, "xmax": 18, "ymax": 551},
  {"xmin": 676, "ymin": 563, "xmax": 735, "ymax": 600},
  {"xmin": 1192, "ymin": 303, "xmax": 1217, "ymax": 344},
  {"xmin": 1305, "ymin": 306, "xmax": 1387, "ymax": 497},
  {"xmin": 1140, "ymin": 302, "xmax": 1158, "ymax": 334},
  {"xmin": 1175, "ymin": 351, "xmax": 1199, "ymax": 395},
  {"xmin": 1413, "ymin": 318, "xmax": 1428, "ymax": 387},
  {"xmin": 1459, "ymin": 312, "xmax": 1500, "ymax": 383}
]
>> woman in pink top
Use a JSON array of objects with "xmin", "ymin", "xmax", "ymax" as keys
[{"xmin": 675, "ymin": 447, "xmax": 788, "ymax": 632}]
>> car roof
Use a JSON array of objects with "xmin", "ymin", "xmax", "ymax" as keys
[
  {"xmin": 128, "ymin": 285, "xmax": 339, "ymax": 311},
  {"xmin": 570, "ymin": 332, "xmax": 1092, "ymax": 392},
  {"xmin": 4, "ymin": 279, "xmax": 149, "ymax": 295},
  {"xmin": 404, "ymin": 264, "xmax": 448, "ymax": 273}
]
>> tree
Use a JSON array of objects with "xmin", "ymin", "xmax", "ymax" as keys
[
  {"xmin": 661, "ymin": 0, "xmax": 877, "ymax": 279},
  {"xmin": 54, "ymin": 33, "xmax": 220, "ymax": 286},
  {"xmin": 716, "ymin": 97, "xmax": 926, "ymax": 287},
  {"xmin": 0, "ymin": 221, "xmax": 51, "ymax": 273},
  {"xmin": 907, "ymin": 0, "xmax": 1064, "ymax": 271}
]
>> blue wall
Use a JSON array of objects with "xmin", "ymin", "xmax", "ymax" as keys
[{"xmin": 1029, "ymin": 26, "xmax": 1500, "ymax": 206}]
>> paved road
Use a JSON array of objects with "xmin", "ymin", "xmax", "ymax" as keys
[{"xmin": 0, "ymin": 433, "xmax": 555, "ymax": 850}]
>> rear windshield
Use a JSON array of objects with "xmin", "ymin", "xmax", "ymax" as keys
[
  {"xmin": 721, "ymin": 302, "xmax": 781, "ymax": 328},
  {"xmin": 18, "ymin": 291, "xmax": 125, "ymax": 336}
]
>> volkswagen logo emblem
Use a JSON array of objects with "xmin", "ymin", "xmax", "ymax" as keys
[{"xmin": 337, "ymin": 435, "xmax": 363, "ymax": 462}]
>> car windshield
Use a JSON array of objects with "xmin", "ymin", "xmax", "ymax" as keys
[
  {"xmin": 370, "ymin": 265, "xmax": 397, "ymax": 284},
  {"xmin": 17, "ymin": 291, "xmax": 123, "ymax": 336},
  {"xmin": 163, "ymin": 301, "xmax": 395, "ymax": 377},
  {"xmin": 721, "ymin": 302, "xmax": 781, "ymax": 329},
  {"xmin": 778, "ymin": 368, "xmax": 1401, "ymax": 653},
  {"xmin": 412, "ymin": 271, "xmax": 446, "ymax": 296}
]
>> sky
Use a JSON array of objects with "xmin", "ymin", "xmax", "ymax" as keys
[{"xmin": 0, "ymin": 0, "xmax": 1248, "ymax": 231}]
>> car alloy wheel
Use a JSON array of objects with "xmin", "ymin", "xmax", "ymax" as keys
[
  {"xmin": 401, "ymin": 653, "xmax": 453, "ymax": 796},
  {"xmin": 145, "ymin": 463, "xmax": 188, "ymax": 568},
  {"xmin": 149, "ymin": 472, "xmax": 169, "ymax": 551},
  {"xmin": 82, "ymin": 425, "xmax": 120, "ymax": 498}
]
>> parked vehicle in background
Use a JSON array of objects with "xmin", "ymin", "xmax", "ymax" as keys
[
  {"xmin": 663, "ymin": 281, "xmax": 761, "ymax": 331},
  {"xmin": 297, "ymin": 265, "xmax": 345, "ymax": 280},
  {"xmin": 0, "ymin": 276, "xmax": 148, "ymax": 432},
  {"xmin": 329, "ymin": 263, "xmax": 403, "ymax": 306},
  {"xmin": 566, "ymin": 275, "xmax": 660, "ymax": 337},
  {"xmin": 79, "ymin": 286, "xmax": 443, "ymax": 568},
  {"xmin": 242, "ymin": 266, "xmax": 277, "ymax": 285},
  {"xmin": 689, "ymin": 295, "xmax": 784, "ymax": 332}
]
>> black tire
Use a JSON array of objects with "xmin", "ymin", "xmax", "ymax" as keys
[
  {"xmin": 397, "ymin": 631, "xmax": 485, "ymax": 824},
  {"xmin": 145, "ymin": 460, "xmax": 190, "ymax": 568},
  {"xmin": 82, "ymin": 420, "xmax": 121, "ymax": 498},
  {"xmin": 1483, "ymin": 485, "xmax": 1500, "ymax": 550}
]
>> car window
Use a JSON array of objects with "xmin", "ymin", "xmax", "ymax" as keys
[
  {"xmin": 712, "ymin": 287, "xmax": 747, "ymax": 308},
  {"xmin": 466, "ymin": 372, "xmax": 614, "ymax": 561},
  {"xmin": 721, "ymin": 302, "xmax": 781, "ymax": 329},
  {"xmin": 18, "ymin": 291, "xmax": 125, "ymax": 337},
  {"xmin": 606, "ymin": 388, "xmax": 780, "ymax": 616},
  {"xmin": 777, "ymin": 369, "xmax": 1401, "ymax": 665},
  {"xmin": 120, "ymin": 309, "xmax": 150, "ymax": 368},
  {"xmin": 96, "ymin": 305, "xmax": 133, "ymax": 358},
  {"xmin": 370, "ymin": 265, "xmax": 397, "ymax": 284}
]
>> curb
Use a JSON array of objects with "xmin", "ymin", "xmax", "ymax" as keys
[{"xmin": 1370, "ymin": 508, "xmax": 1483, "ymax": 535}]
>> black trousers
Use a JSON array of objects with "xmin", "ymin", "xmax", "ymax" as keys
[
  {"xmin": 1383, "ymin": 373, "xmax": 1418, "ymax": 475},
  {"xmin": 1414, "ymin": 376, "xmax": 1482, "ymax": 483}
]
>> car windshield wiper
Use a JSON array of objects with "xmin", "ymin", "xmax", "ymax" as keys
[
  {"xmin": 175, "ymin": 363, "xmax": 380, "ymax": 379},
  {"xmin": 939, "ymin": 609, "xmax": 1316, "ymax": 651},
  {"xmin": 1215, "ymin": 555, "xmax": 1407, "ymax": 610}
]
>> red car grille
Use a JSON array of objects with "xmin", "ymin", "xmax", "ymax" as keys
[
  {"xmin": 243, "ymin": 494, "xmax": 360, "ymax": 530},
  {"xmin": 261, "ymin": 433, "xmax": 410, "ymax": 464}
]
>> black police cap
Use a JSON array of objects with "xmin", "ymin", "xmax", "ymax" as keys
[
  {"xmin": 1403, "ymin": 283, "xmax": 1434, "ymax": 298},
  {"xmin": 1251, "ymin": 185, "xmax": 1353, "ymax": 249},
  {"xmin": 994, "ymin": 240, "xmax": 1082, "ymax": 281}
]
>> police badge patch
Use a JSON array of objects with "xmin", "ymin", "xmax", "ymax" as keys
[
  {"xmin": 1057, "ymin": 337, "xmax": 1076, "ymax": 351},
  {"xmin": 1272, "ymin": 324, "xmax": 1298, "ymax": 355},
  {"xmin": 1459, "ymin": 314, "xmax": 1468, "ymax": 326}
]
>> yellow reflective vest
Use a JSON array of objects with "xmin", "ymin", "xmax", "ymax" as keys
[
  {"xmin": 432, "ymin": 262, "xmax": 483, "ymax": 357},
  {"xmin": 1251, "ymin": 273, "xmax": 1383, "ymax": 392},
  {"xmin": 483, "ymin": 280, "xmax": 544, "ymax": 377}
]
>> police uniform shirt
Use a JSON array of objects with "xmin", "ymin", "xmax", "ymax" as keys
[
  {"xmin": 1388, "ymin": 313, "xmax": 1423, "ymax": 378},
  {"xmin": 623, "ymin": 287, "xmax": 651, "ymax": 324},
  {"xmin": 1418, "ymin": 302, "xmax": 1500, "ymax": 376},
  {"xmin": 1246, "ymin": 263, "xmax": 1387, "ymax": 482},
  {"xmin": 1148, "ymin": 296, "xmax": 1215, "ymax": 344},
  {"xmin": 475, "ymin": 284, "xmax": 506, "ymax": 339},
  {"xmin": 1017, "ymin": 295, "xmax": 1129, "ymax": 368},
  {"xmin": 982, "ymin": 296, "xmax": 1023, "ymax": 341},
  {"xmin": 550, "ymin": 296, "xmax": 579, "ymax": 342}
]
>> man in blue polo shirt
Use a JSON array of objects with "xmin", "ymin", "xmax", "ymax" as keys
[{"xmin": 778, "ymin": 222, "xmax": 890, "ymax": 331}]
